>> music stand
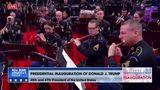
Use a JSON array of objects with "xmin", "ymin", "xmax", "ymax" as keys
[
  {"xmin": 0, "ymin": 44, "xmax": 37, "ymax": 60},
  {"xmin": 29, "ymin": 51, "xmax": 58, "ymax": 67},
  {"xmin": 41, "ymin": 44, "xmax": 57, "ymax": 59}
]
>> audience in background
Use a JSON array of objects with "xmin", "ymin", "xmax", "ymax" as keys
[{"xmin": 133, "ymin": 10, "xmax": 148, "ymax": 31}]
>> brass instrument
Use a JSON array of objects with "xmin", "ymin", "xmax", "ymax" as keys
[{"xmin": 116, "ymin": 16, "xmax": 124, "ymax": 24}]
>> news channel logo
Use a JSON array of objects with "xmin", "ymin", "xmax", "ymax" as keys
[{"xmin": 8, "ymin": 68, "xmax": 28, "ymax": 83}]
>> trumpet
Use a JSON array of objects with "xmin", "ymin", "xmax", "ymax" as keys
[{"xmin": 116, "ymin": 16, "xmax": 124, "ymax": 24}]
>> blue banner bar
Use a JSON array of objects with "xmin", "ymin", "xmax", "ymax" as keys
[{"xmin": 29, "ymin": 67, "xmax": 122, "ymax": 70}]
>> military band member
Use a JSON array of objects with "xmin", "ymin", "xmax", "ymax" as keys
[
  {"xmin": 0, "ymin": 12, "xmax": 23, "ymax": 43},
  {"xmin": 108, "ymin": 19, "xmax": 156, "ymax": 90},
  {"xmin": 120, "ymin": 0, "xmax": 132, "ymax": 14},
  {"xmin": 74, "ymin": 19, "xmax": 107, "ymax": 67},
  {"xmin": 36, "ymin": 21, "xmax": 62, "ymax": 47},
  {"xmin": 79, "ymin": 0, "xmax": 91, "ymax": 10},
  {"xmin": 95, "ymin": 10, "xmax": 111, "ymax": 39},
  {"xmin": 33, "ymin": 21, "xmax": 61, "ymax": 67},
  {"xmin": 54, "ymin": 11, "xmax": 72, "ymax": 42},
  {"xmin": 133, "ymin": 11, "xmax": 148, "ymax": 31}
]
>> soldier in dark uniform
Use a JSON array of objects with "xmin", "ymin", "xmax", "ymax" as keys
[
  {"xmin": 133, "ymin": 11, "xmax": 148, "ymax": 31},
  {"xmin": 79, "ymin": 0, "xmax": 91, "ymax": 10},
  {"xmin": 113, "ymin": 8, "xmax": 130, "ymax": 37},
  {"xmin": 36, "ymin": 21, "xmax": 62, "ymax": 47},
  {"xmin": 36, "ymin": 7, "xmax": 54, "ymax": 35},
  {"xmin": 104, "ymin": 0, "xmax": 114, "ymax": 16},
  {"xmin": 95, "ymin": 10, "xmax": 111, "ymax": 39},
  {"xmin": 32, "ymin": 21, "xmax": 61, "ymax": 67},
  {"xmin": 74, "ymin": 19, "xmax": 107, "ymax": 67},
  {"xmin": 58, "ymin": 0, "xmax": 71, "ymax": 12},
  {"xmin": 94, "ymin": 4, "xmax": 103, "ymax": 13},
  {"xmin": 0, "ymin": 12, "xmax": 23, "ymax": 43},
  {"xmin": 108, "ymin": 19, "xmax": 157, "ymax": 90},
  {"xmin": 31, "ymin": 20, "xmax": 62, "ymax": 90},
  {"xmin": 62, "ymin": 10, "xmax": 72, "ymax": 28},
  {"xmin": 54, "ymin": 11, "xmax": 72, "ymax": 42},
  {"xmin": 120, "ymin": 0, "xmax": 132, "ymax": 14}
]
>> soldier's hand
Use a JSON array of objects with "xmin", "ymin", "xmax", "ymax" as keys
[
  {"xmin": 7, "ymin": 16, "xmax": 13, "ymax": 24},
  {"xmin": 111, "ymin": 12, "xmax": 115, "ymax": 16},
  {"xmin": 35, "ymin": 34, "xmax": 46, "ymax": 42},
  {"xmin": 35, "ymin": 34, "xmax": 42, "ymax": 41},
  {"xmin": 39, "ymin": 33, "xmax": 46, "ymax": 42},
  {"xmin": 0, "ymin": 27, "xmax": 9, "ymax": 35},
  {"xmin": 74, "ymin": 38, "xmax": 81, "ymax": 46},
  {"xmin": 39, "ymin": 18, "xmax": 46, "ymax": 24},
  {"xmin": 119, "ymin": 18, "xmax": 124, "ymax": 22},
  {"xmin": 4, "ymin": 27, "xmax": 9, "ymax": 33},
  {"xmin": 0, "ymin": 29, "xmax": 5, "ymax": 35},
  {"xmin": 108, "ymin": 43, "xmax": 116, "ymax": 57},
  {"xmin": 115, "ymin": 47, "xmax": 123, "ymax": 57}
]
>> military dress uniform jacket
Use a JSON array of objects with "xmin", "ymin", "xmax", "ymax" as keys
[
  {"xmin": 54, "ymin": 20, "xmax": 72, "ymax": 41},
  {"xmin": 99, "ymin": 20, "xmax": 111, "ymax": 39},
  {"xmin": 0, "ymin": 19, "xmax": 23, "ymax": 43},
  {"xmin": 78, "ymin": 34, "xmax": 107, "ymax": 67},
  {"xmin": 44, "ymin": 32, "xmax": 62, "ymax": 47},
  {"xmin": 108, "ymin": 40, "xmax": 156, "ymax": 90},
  {"xmin": 108, "ymin": 40, "xmax": 156, "ymax": 67}
]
